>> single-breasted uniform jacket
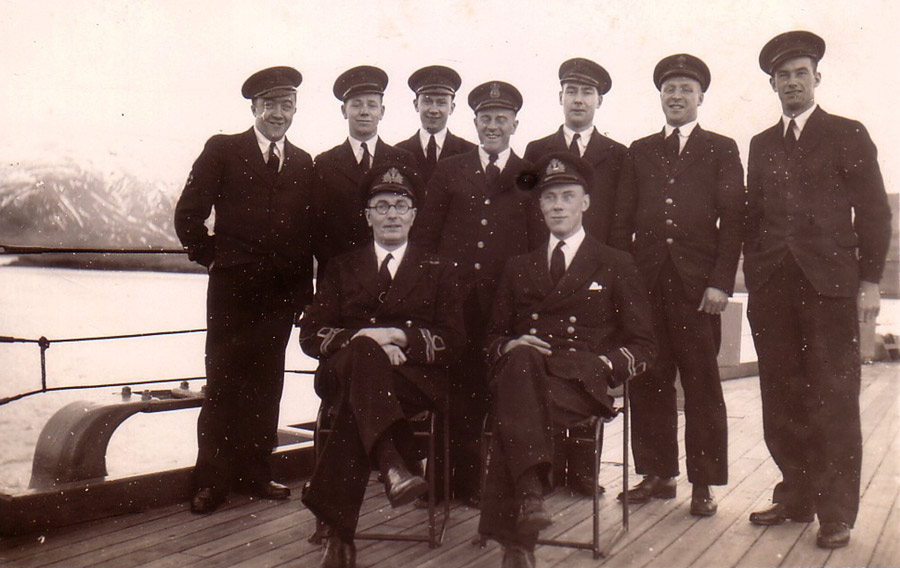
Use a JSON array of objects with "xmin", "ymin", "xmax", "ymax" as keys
[
  {"xmin": 610, "ymin": 126, "xmax": 745, "ymax": 304},
  {"xmin": 395, "ymin": 129, "xmax": 477, "ymax": 183},
  {"xmin": 312, "ymin": 138, "xmax": 417, "ymax": 274},
  {"xmin": 524, "ymin": 126, "xmax": 626, "ymax": 244}
]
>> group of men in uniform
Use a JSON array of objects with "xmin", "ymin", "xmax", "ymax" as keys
[{"xmin": 174, "ymin": 29, "xmax": 892, "ymax": 568}]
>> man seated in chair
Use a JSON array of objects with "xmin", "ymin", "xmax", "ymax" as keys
[
  {"xmin": 478, "ymin": 152, "xmax": 656, "ymax": 567},
  {"xmin": 299, "ymin": 163, "xmax": 465, "ymax": 568}
]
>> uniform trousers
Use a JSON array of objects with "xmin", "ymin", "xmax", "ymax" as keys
[
  {"xmin": 629, "ymin": 258, "xmax": 728, "ymax": 485},
  {"xmin": 301, "ymin": 337, "xmax": 435, "ymax": 535},
  {"xmin": 195, "ymin": 262, "xmax": 295, "ymax": 493},
  {"xmin": 748, "ymin": 254, "xmax": 861, "ymax": 526},
  {"xmin": 479, "ymin": 346, "xmax": 607, "ymax": 548}
]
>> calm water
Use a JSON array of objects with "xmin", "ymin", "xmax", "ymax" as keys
[{"xmin": 0, "ymin": 265, "xmax": 319, "ymax": 493}]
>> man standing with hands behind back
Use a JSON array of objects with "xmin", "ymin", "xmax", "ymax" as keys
[
  {"xmin": 611, "ymin": 54, "xmax": 745, "ymax": 517},
  {"xmin": 745, "ymin": 31, "xmax": 892, "ymax": 549},
  {"xmin": 175, "ymin": 66, "xmax": 314, "ymax": 514},
  {"xmin": 396, "ymin": 65, "xmax": 476, "ymax": 184}
]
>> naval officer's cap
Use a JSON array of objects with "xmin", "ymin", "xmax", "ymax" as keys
[
  {"xmin": 333, "ymin": 65, "xmax": 389, "ymax": 101},
  {"xmin": 467, "ymin": 81, "xmax": 523, "ymax": 113},
  {"xmin": 759, "ymin": 31, "xmax": 825, "ymax": 75},
  {"xmin": 559, "ymin": 58, "xmax": 612, "ymax": 95},
  {"xmin": 364, "ymin": 162, "xmax": 421, "ymax": 205},
  {"xmin": 518, "ymin": 152, "xmax": 594, "ymax": 194},
  {"xmin": 408, "ymin": 65, "xmax": 462, "ymax": 96},
  {"xmin": 653, "ymin": 54, "xmax": 711, "ymax": 92},
  {"xmin": 241, "ymin": 66, "xmax": 302, "ymax": 99}
]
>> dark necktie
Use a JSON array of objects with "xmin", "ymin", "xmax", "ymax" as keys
[
  {"xmin": 666, "ymin": 128, "xmax": 681, "ymax": 161},
  {"xmin": 267, "ymin": 142, "xmax": 279, "ymax": 174},
  {"xmin": 426, "ymin": 134, "xmax": 438, "ymax": 168},
  {"xmin": 550, "ymin": 240, "xmax": 566, "ymax": 285},
  {"xmin": 784, "ymin": 119, "xmax": 797, "ymax": 155},
  {"xmin": 360, "ymin": 142, "xmax": 372, "ymax": 173},
  {"xmin": 377, "ymin": 253, "xmax": 393, "ymax": 302},
  {"xmin": 569, "ymin": 132, "xmax": 581, "ymax": 156},
  {"xmin": 485, "ymin": 153, "xmax": 500, "ymax": 189}
]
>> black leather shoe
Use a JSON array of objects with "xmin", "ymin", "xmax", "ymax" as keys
[
  {"xmin": 690, "ymin": 485, "xmax": 717, "ymax": 517},
  {"xmin": 749, "ymin": 503, "xmax": 815, "ymax": 526},
  {"xmin": 516, "ymin": 495, "xmax": 552, "ymax": 535},
  {"xmin": 501, "ymin": 544, "xmax": 536, "ymax": 568},
  {"xmin": 190, "ymin": 487, "xmax": 224, "ymax": 514},
  {"xmin": 320, "ymin": 536, "xmax": 356, "ymax": 568},
  {"xmin": 384, "ymin": 466, "xmax": 428, "ymax": 508},
  {"xmin": 257, "ymin": 481, "xmax": 291, "ymax": 500},
  {"xmin": 816, "ymin": 522, "xmax": 850, "ymax": 549},
  {"xmin": 568, "ymin": 474, "xmax": 607, "ymax": 497},
  {"xmin": 616, "ymin": 475, "xmax": 676, "ymax": 503}
]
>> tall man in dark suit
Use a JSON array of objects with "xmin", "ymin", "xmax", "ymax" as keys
[
  {"xmin": 395, "ymin": 65, "xmax": 477, "ymax": 183},
  {"xmin": 300, "ymin": 163, "xmax": 464, "ymax": 568},
  {"xmin": 610, "ymin": 54, "xmax": 745, "ymax": 517},
  {"xmin": 313, "ymin": 65, "xmax": 417, "ymax": 275},
  {"xmin": 479, "ymin": 153, "xmax": 656, "ymax": 567},
  {"xmin": 524, "ymin": 58, "xmax": 626, "ymax": 245},
  {"xmin": 174, "ymin": 66, "xmax": 314, "ymax": 514},
  {"xmin": 744, "ymin": 31, "xmax": 892, "ymax": 549},
  {"xmin": 412, "ymin": 81, "xmax": 543, "ymax": 505},
  {"xmin": 523, "ymin": 58, "xmax": 628, "ymax": 497}
]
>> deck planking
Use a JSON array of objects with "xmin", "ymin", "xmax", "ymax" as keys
[{"xmin": 1, "ymin": 363, "xmax": 897, "ymax": 568}]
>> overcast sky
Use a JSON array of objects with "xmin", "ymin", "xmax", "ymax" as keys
[{"xmin": 2, "ymin": 0, "xmax": 898, "ymax": 193}]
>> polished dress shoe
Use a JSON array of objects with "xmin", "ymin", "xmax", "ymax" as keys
[
  {"xmin": 320, "ymin": 536, "xmax": 356, "ymax": 568},
  {"xmin": 690, "ymin": 485, "xmax": 717, "ymax": 517},
  {"xmin": 190, "ymin": 487, "xmax": 224, "ymax": 514},
  {"xmin": 384, "ymin": 466, "xmax": 428, "ymax": 508},
  {"xmin": 616, "ymin": 475, "xmax": 676, "ymax": 504},
  {"xmin": 501, "ymin": 544, "xmax": 536, "ymax": 568},
  {"xmin": 749, "ymin": 503, "xmax": 815, "ymax": 526},
  {"xmin": 816, "ymin": 522, "xmax": 850, "ymax": 549},
  {"xmin": 257, "ymin": 481, "xmax": 291, "ymax": 500},
  {"xmin": 516, "ymin": 495, "xmax": 552, "ymax": 534},
  {"xmin": 569, "ymin": 474, "xmax": 607, "ymax": 497}
]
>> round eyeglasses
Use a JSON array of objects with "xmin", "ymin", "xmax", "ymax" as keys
[{"xmin": 367, "ymin": 201, "xmax": 413, "ymax": 215}]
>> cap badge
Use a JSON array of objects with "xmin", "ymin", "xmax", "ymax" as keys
[
  {"xmin": 489, "ymin": 83, "xmax": 501, "ymax": 99},
  {"xmin": 381, "ymin": 167, "xmax": 404, "ymax": 185},
  {"xmin": 547, "ymin": 158, "xmax": 567, "ymax": 175}
]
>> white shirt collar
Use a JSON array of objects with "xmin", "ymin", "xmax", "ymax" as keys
[
  {"xmin": 548, "ymin": 226, "xmax": 586, "ymax": 270},
  {"xmin": 348, "ymin": 135, "xmax": 379, "ymax": 164},
  {"xmin": 782, "ymin": 104, "xmax": 817, "ymax": 136},
  {"xmin": 418, "ymin": 128, "xmax": 448, "ymax": 158},
  {"xmin": 253, "ymin": 126, "xmax": 285, "ymax": 166},
  {"xmin": 563, "ymin": 124, "xmax": 593, "ymax": 156},
  {"xmin": 374, "ymin": 240, "xmax": 407, "ymax": 278},
  {"xmin": 478, "ymin": 146, "xmax": 511, "ymax": 172},
  {"xmin": 664, "ymin": 120, "xmax": 698, "ymax": 138}
]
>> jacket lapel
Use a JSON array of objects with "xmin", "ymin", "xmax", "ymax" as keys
[
  {"xmin": 334, "ymin": 139, "xmax": 363, "ymax": 186},
  {"xmin": 380, "ymin": 245, "xmax": 426, "ymax": 308},
  {"xmin": 352, "ymin": 246, "xmax": 383, "ymax": 303},
  {"xmin": 541, "ymin": 236, "xmax": 602, "ymax": 308},
  {"xmin": 670, "ymin": 126, "xmax": 709, "ymax": 176},
  {"xmin": 644, "ymin": 129, "xmax": 670, "ymax": 173},
  {"xmin": 237, "ymin": 129, "xmax": 271, "ymax": 181},
  {"xmin": 525, "ymin": 243, "xmax": 554, "ymax": 298},
  {"xmin": 793, "ymin": 106, "xmax": 826, "ymax": 158}
]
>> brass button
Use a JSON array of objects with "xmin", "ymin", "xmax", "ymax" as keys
[
  {"xmin": 569, "ymin": 347, "xmax": 576, "ymax": 352},
  {"xmin": 369, "ymin": 317, "xmax": 377, "ymax": 324},
  {"xmin": 567, "ymin": 326, "xmax": 575, "ymax": 334},
  {"xmin": 474, "ymin": 262, "xmax": 481, "ymax": 270},
  {"xmin": 529, "ymin": 328, "xmax": 537, "ymax": 334},
  {"xmin": 665, "ymin": 198, "xmax": 673, "ymax": 205},
  {"xmin": 477, "ymin": 241, "xmax": 485, "ymax": 249},
  {"xmin": 484, "ymin": 198, "xmax": 491, "ymax": 205},
  {"xmin": 569, "ymin": 316, "xmax": 577, "ymax": 323},
  {"xmin": 405, "ymin": 320, "xmax": 413, "ymax": 328},
  {"xmin": 481, "ymin": 218, "xmax": 488, "ymax": 226},
  {"xmin": 531, "ymin": 313, "xmax": 539, "ymax": 320},
  {"xmin": 666, "ymin": 218, "xmax": 674, "ymax": 225},
  {"xmin": 666, "ymin": 237, "xmax": 674, "ymax": 244},
  {"xmin": 668, "ymin": 178, "xmax": 676, "ymax": 184}
]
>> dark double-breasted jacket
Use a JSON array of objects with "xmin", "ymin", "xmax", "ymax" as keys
[
  {"xmin": 411, "ymin": 149, "xmax": 543, "ymax": 311},
  {"xmin": 524, "ymin": 126, "xmax": 627, "ymax": 244},
  {"xmin": 610, "ymin": 125, "xmax": 746, "ymax": 304},
  {"xmin": 486, "ymin": 234, "xmax": 657, "ymax": 407},
  {"xmin": 395, "ymin": 129, "xmax": 477, "ymax": 183},
  {"xmin": 312, "ymin": 138, "xmax": 417, "ymax": 274},
  {"xmin": 174, "ymin": 127, "xmax": 315, "ymax": 307},
  {"xmin": 299, "ymin": 244, "xmax": 466, "ymax": 403},
  {"xmin": 744, "ymin": 106, "xmax": 892, "ymax": 297}
]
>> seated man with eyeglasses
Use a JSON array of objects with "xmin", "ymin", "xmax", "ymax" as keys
[{"xmin": 300, "ymin": 163, "xmax": 465, "ymax": 568}]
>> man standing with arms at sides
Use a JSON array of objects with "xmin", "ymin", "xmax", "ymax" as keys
[
  {"xmin": 524, "ymin": 58, "xmax": 626, "ymax": 245},
  {"xmin": 479, "ymin": 153, "xmax": 655, "ymax": 568},
  {"xmin": 745, "ymin": 31, "xmax": 891, "ymax": 549},
  {"xmin": 523, "ymin": 58, "xmax": 627, "ymax": 497},
  {"xmin": 610, "ymin": 54, "xmax": 745, "ymax": 517},
  {"xmin": 396, "ymin": 65, "xmax": 476, "ymax": 184},
  {"xmin": 412, "ymin": 81, "xmax": 542, "ymax": 507},
  {"xmin": 175, "ymin": 66, "xmax": 314, "ymax": 514},
  {"xmin": 313, "ymin": 65, "xmax": 417, "ymax": 276}
]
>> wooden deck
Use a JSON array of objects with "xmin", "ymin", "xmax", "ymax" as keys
[{"xmin": 1, "ymin": 363, "xmax": 897, "ymax": 568}]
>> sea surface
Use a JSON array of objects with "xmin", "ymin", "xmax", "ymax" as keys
[{"xmin": 0, "ymin": 265, "xmax": 319, "ymax": 493}]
